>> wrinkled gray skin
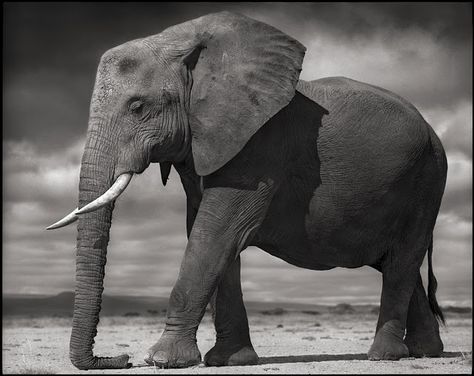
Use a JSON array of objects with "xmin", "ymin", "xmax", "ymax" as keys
[{"xmin": 59, "ymin": 12, "xmax": 447, "ymax": 369}]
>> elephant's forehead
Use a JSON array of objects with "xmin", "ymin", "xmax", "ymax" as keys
[
  {"xmin": 99, "ymin": 40, "xmax": 155, "ymax": 80},
  {"xmin": 92, "ymin": 41, "xmax": 166, "ymax": 110}
]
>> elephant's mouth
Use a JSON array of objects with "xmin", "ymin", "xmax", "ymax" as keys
[{"xmin": 46, "ymin": 172, "xmax": 133, "ymax": 230}]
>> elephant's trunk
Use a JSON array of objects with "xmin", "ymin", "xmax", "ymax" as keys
[{"xmin": 69, "ymin": 128, "xmax": 129, "ymax": 370}]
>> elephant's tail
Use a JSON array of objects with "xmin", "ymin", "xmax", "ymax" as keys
[{"xmin": 427, "ymin": 235, "xmax": 446, "ymax": 325}]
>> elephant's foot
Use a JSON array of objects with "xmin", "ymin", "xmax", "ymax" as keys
[
  {"xmin": 144, "ymin": 333, "xmax": 201, "ymax": 368},
  {"xmin": 368, "ymin": 320, "xmax": 409, "ymax": 360},
  {"xmin": 204, "ymin": 341, "xmax": 259, "ymax": 366},
  {"xmin": 404, "ymin": 330, "xmax": 444, "ymax": 357}
]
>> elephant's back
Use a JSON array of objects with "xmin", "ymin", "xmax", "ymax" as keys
[
  {"xmin": 297, "ymin": 77, "xmax": 421, "ymax": 117},
  {"xmin": 297, "ymin": 77, "xmax": 429, "ymax": 144},
  {"xmin": 297, "ymin": 77, "xmax": 432, "ymax": 189}
]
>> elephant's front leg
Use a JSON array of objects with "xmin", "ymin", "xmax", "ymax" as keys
[
  {"xmin": 204, "ymin": 256, "xmax": 258, "ymax": 366},
  {"xmin": 144, "ymin": 182, "xmax": 273, "ymax": 368}
]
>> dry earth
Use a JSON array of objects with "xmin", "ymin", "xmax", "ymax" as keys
[{"xmin": 3, "ymin": 310, "xmax": 472, "ymax": 374}]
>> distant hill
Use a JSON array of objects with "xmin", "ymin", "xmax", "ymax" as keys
[
  {"xmin": 3, "ymin": 292, "xmax": 471, "ymax": 318},
  {"xmin": 3, "ymin": 292, "xmax": 169, "ymax": 317},
  {"xmin": 2, "ymin": 292, "xmax": 345, "ymax": 317}
]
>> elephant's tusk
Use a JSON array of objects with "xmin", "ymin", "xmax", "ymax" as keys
[
  {"xmin": 46, "ymin": 209, "xmax": 79, "ymax": 230},
  {"xmin": 75, "ymin": 173, "xmax": 133, "ymax": 215},
  {"xmin": 46, "ymin": 173, "xmax": 132, "ymax": 230}
]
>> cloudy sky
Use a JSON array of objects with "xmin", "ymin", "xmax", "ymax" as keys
[{"xmin": 3, "ymin": 2, "xmax": 472, "ymax": 306}]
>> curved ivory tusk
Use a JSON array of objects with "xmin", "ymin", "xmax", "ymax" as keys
[
  {"xmin": 46, "ymin": 208, "xmax": 79, "ymax": 230},
  {"xmin": 75, "ymin": 173, "xmax": 133, "ymax": 215},
  {"xmin": 46, "ymin": 173, "xmax": 132, "ymax": 231}
]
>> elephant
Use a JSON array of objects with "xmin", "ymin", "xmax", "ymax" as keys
[{"xmin": 48, "ymin": 11, "xmax": 448, "ymax": 370}]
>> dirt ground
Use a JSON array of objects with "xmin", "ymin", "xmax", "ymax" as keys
[{"xmin": 3, "ymin": 311, "xmax": 472, "ymax": 374}]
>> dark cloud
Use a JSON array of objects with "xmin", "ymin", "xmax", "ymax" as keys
[
  {"xmin": 3, "ymin": 3, "xmax": 471, "ymax": 305},
  {"xmin": 243, "ymin": 4, "xmax": 472, "ymax": 109},
  {"xmin": 302, "ymin": 2, "xmax": 472, "ymax": 43},
  {"xmin": 3, "ymin": 73, "xmax": 92, "ymax": 153},
  {"xmin": 233, "ymin": 2, "xmax": 470, "ymax": 42},
  {"xmin": 4, "ymin": 2, "xmax": 472, "ymax": 146},
  {"xmin": 425, "ymin": 101, "xmax": 472, "ymax": 159},
  {"xmin": 440, "ymin": 182, "xmax": 472, "ymax": 222}
]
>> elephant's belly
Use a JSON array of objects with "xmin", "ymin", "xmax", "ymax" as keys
[
  {"xmin": 303, "ymin": 196, "xmax": 390, "ymax": 268},
  {"xmin": 252, "ymin": 174, "xmax": 404, "ymax": 270},
  {"xmin": 253, "ymin": 211, "xmax": 388, "ymax": 270},
  {"xmin": 252, "ymin": 215, "xmax": 383, "ymax": 271}
]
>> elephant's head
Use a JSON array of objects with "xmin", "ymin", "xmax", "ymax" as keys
[{"xmin": 47, "ymin": 11, "xmax": 305, "ymax": 369}]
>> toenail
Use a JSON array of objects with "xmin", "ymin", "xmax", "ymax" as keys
[{"xmin": 153, "ymin": 351, "xmax": 168, "ymax": 362}]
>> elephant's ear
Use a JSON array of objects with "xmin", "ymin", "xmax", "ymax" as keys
[{"xmin": 181, "ymin": 12, "xmax": 306, "ymax": 176}]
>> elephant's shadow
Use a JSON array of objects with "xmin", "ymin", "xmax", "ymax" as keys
[
  {"xmin": 131, "ymin": 351, "xmax": 464, "ymax": 368},
  {"xmin": 257, "ymin": 351, "xmax": 464, "ymax": 365}
]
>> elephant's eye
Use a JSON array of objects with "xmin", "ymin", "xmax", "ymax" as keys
[{"xmin": 129, "ymin": 100, "xmax": 143, "ymax": 115}]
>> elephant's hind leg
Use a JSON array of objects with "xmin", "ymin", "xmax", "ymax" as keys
[
  {"xmin": 368, "ymin": 245, "xmax": 427, "ymax": 360},
  {"xmin": 404, "ymin": 273, "xmax": 444, "ymax": 357},
  {"xmin": 204, "ymin": 256, "xmax": 259, "ymax": 366}
]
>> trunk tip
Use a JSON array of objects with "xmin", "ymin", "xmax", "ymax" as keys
[{"xmin": 70, "ymin": 353, "xmax": 131, "ymax": 370}]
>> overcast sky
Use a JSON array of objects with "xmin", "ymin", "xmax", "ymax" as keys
[{"xmin": 3, "ymin": 2, "xmax": 472, "ymax": 306}]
